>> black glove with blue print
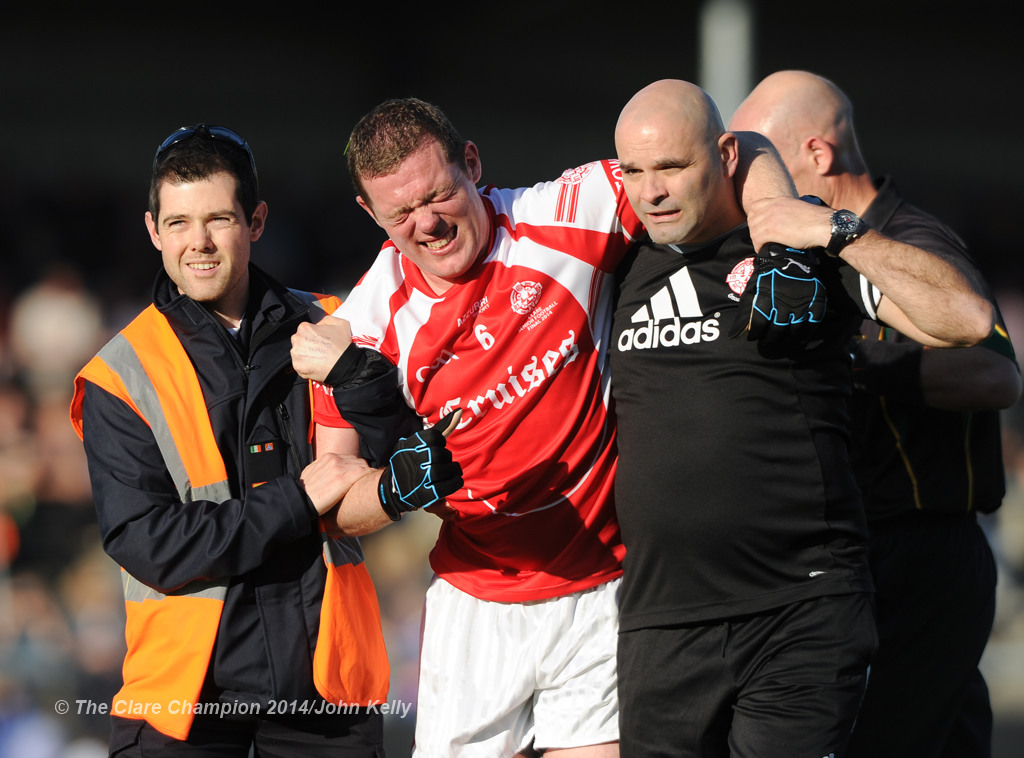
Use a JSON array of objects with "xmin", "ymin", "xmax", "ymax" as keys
[
  {"xmin": 731, "ymin": 242, "xmax": 828, "ymax": 359},
  {"xmin": 378, "ymin": 409, "xmax": 463, "ymax": 520}
]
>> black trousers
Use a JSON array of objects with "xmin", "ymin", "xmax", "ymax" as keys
[
  {"xmin": 847, "ymin": 514, "xmax": 996, "ymax": 758},
  {"xmin": 108, "ymin": 709, "xmax": 385, "ymax": 758},
  {"xmin": 618, "ymin": 592, "xmax": 877, "ymax": 758}
]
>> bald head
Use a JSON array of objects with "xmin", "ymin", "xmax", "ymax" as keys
[
  {"xmin": 616, "ymin": 79, "xmax": 725, "ymax": 153},
  {"xmin": 730, "ymin": 71, "xmax": 850, "ymax": 157},
  {"xmin": 615, "ymin": 79, "xmax": 743, "ymax": 246},
  {"xmin": 729, "ymin": 70, "xmax": 867, "ymax": 199}
]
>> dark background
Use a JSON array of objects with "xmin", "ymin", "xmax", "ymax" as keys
[
  {"xmin": 3, "ymin": 2, "xmax": 1023, "ymax": 756},
  {"xmin": 3, "ymin": 1, "xmax": 1022, "ymax": 305}
]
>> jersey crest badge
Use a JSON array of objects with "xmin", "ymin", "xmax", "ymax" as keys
[
  {"xmin": 558, "ymin": 163, "xmax": 594, "ymax": 185},
  {"xmin": 510, "ymin": 281, "xmax": 543, "ymax": 315},
  {"xmin": 727, "ymin": 257, "xmax": 755, "ymax": 296}
]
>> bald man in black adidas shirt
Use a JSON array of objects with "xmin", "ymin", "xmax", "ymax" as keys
[{"xmin": 610, "ymin": 80, "xmax": 996, "ymax": 758}]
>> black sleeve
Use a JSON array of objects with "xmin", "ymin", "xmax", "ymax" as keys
[
  {"xmin": 832, "ymin": 257, "xmax": 883, "ymax": 322},
  {"xmin": 326, "ymin": 345, "xmax": 422, "ymax": 468},
  {"xmin": 81, "ymin": 382, "xmax": 317, "ymax": 593}
]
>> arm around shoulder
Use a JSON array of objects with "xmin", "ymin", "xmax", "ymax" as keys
[
  {"xmin": 732, "ymin": 131, "xmax": 798, "ymax": 213},
  {"xmin": 853, "ymin": 230, "xmax": 995, "ymax": 348},
  {"xmin": 744, "ymin": 196, "xmax": 993, "ymax": 347}
]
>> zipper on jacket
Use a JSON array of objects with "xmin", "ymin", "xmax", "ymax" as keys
[{"xmin": 277, "ymin": 404, "xmax": 305, "ymax": 475}]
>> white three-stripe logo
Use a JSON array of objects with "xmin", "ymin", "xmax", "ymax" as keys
[{"xmin": 631, "ymin": 268, "xmax": 702, "ymax": 323}]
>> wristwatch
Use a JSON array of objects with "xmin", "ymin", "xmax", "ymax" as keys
[{"xmin": 826, "ymin": 209, "xmax": 867, "ymax": 257}]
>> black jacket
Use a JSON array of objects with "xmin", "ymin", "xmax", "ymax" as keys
[{"xmin": 81, "ymin": 264, "xmax": 403, "ymax": 708}]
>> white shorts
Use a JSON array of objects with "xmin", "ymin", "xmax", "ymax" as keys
[{"xmin": 412, "ymin": 575, "xmax": 621, "ymax": 757}]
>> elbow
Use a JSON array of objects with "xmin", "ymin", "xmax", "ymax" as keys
[
  {"xmin": 948, "ymin": 299, "xmax": 996, "ymax": 348},
  {"xmin": 971, "ymin": 301, "xmax": 998, "ymax": 346}
]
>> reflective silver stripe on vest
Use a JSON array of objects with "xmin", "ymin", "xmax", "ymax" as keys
[
  {"xmin": 121, "ymin": 569, "xmax": 226, "ymax": 602},
  {"xmin": 322, "ymin": 533, "xmax": 365, "ymax": 568},
  {"xmin": 99, "ymin": 334, "xmax": 190, "ymax": 502},
  {"xmin": 97, "ymin": 334, "xmax": 233, "ymax": 505},
  {"xmin": 99, "ymin": 331, "xmax": 231, "ymax": 603}
]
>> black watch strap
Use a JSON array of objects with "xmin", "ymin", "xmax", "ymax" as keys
[{"xmin": 826, "ymin": 209, "xmax": 866, "ymax": 257}]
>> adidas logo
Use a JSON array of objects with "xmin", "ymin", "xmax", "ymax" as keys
[{"xmin": 617, "ymin": 268, "xmax": 720, "ymax": 351}]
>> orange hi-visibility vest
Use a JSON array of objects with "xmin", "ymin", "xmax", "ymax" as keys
[{"xmin": 70, "ymin": 294, "xmax": 389, "ymax": 740}]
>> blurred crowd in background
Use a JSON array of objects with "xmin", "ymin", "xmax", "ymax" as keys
[{"xmin": 3, "ymin": 185, "xmax": 1024, "ymax": 757}]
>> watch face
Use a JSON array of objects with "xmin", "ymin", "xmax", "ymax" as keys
[{"xmin": 832, "ymin": 210, "xmax": 860, "ymax": 235}]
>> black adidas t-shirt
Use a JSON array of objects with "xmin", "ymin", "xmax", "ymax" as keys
[{"xmin": 610, "ymin": 227, "xmax": 874, "ymax": 630}]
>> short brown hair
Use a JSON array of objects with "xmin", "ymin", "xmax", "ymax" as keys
[
  {"xmin": 346, "ymin": 98, "xmax": 467, "ymax": 200},
  {"xmin": 149, "ymin": 128, "xmax": 259, "ymax": 225}
]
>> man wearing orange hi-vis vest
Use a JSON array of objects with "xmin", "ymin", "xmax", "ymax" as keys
[{"xmin": 69, "ymin": 124, "xmax": 462, "ymax": 757}]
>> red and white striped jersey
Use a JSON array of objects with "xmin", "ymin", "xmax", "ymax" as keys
[{"xmin": 316, "ymin": 160, "xmax": 642, "ymax": 601}]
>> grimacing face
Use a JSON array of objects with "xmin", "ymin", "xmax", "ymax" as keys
[
  {"xmin": 145, "ymin": 171, "xmax": 266, "ymax": 327},
  {"xmin": 357, "ymin": 140, "xmax": 488, "ymax": 295},
  {"xmin": 616, "ymin": 118, "xmax": 734, "ymax": 246}
]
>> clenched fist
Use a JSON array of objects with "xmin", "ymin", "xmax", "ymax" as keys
[{"xmin": 291, "ymin": 315, "xmax": 353, "ymax": 383}]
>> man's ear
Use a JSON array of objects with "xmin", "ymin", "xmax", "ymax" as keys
[
  {"xmin": 249, "ymin": 201, "xmax": 269, "ymax": 241},
  {"xmin": 463, "ymin": 141, "xmax": 483, "ymax": 184},
  {"xmin": 804, "ymin": 136, "xmax": 835, "ymax": 177},
  {"xmin": 356, "ymin": 195, "xmax": 382, "ymax": 228},
  {"xmin": 144, "ymin": 211, "xmax": 162, "ymax": 251},
  {"xmin": 719, "ymin": 132, "xmax": 740, "ymax": 177}
]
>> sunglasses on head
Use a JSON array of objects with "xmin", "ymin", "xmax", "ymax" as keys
[{"xmin": 152, "ymin": 123, "xmax": 259, "ymax": 189}]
